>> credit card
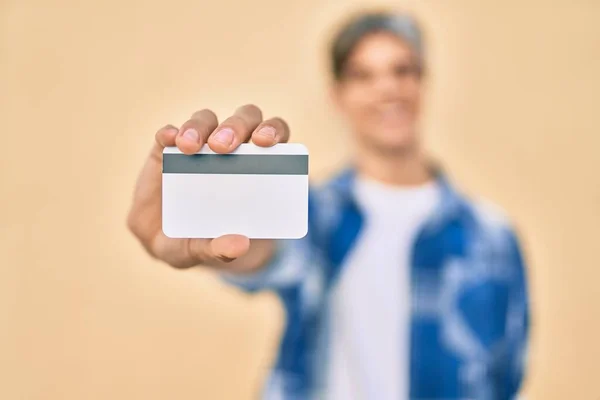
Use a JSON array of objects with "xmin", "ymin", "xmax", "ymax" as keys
[{"xmin": 162, "ymin": 143, "xmax": 309, "ymax": 239}]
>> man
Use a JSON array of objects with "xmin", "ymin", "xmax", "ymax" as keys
[{"xmin": 127, "ymin": 11, "xmax": 529, "ymax": 400}]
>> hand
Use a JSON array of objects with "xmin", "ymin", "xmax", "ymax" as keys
[{"xmin": 127, "ymin": 105, "xmax": 290, "ymax": 270}]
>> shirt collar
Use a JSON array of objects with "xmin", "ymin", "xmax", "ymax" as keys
[{"xmin": 327, "ymin": 165, "xmax": 467, "ymax": 231}]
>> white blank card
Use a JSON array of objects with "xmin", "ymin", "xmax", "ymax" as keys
[{"xmin": 162, "ymin": 143, "xmax": 309, "ymax": 239}]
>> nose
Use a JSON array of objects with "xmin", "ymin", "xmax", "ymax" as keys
[{"xmin": 372, "ymin": 73, "xmax": 404, "ymax": 102}]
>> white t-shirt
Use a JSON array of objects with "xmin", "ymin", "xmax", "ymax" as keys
[{"xmin": 325, "ymin": 176, "xmax": 440, "ymax": 400}]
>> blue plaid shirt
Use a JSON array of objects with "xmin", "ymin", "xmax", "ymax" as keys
[{"xmin": 224, "ymin": 168, "xmax": 529, "ymax": 400}]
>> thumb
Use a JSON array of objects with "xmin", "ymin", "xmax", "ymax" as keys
[
  {"xmin": 210, "ymin": 235, "xmax": 251, "ymax": 262},
  {"xmin": 186, "ymin": 235, "xmax": 251, "ymax": 265}
]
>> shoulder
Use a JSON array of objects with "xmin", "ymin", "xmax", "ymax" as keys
[
  {"xmin": 435, "ymin": 175, "xmax": 516, "ymax": 242},
  {"xmin": 309, "ymin": 168, "xmax": 354, "ymax": 202},
  {"xmin": 461, "ymin": 196, "xmax": 525, "ymax": 269},
  {"xmin": 469, "ymin": 197, "xmax": 514, "ymax": 232},
  {"xmin": 445, "ymin": 184, "xmax": 518, "ymax": 245},
  {"xmin": 308, "ymin": 169, "xmax": 354, "ymax": 226}
]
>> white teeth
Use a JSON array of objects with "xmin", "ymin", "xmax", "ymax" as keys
[{"xmin": 378, "ymin": 103, "xmax": 406, "ymax": 120}]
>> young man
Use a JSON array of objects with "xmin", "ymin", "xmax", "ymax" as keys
[{"xmin": 127, "ymin": 12, "xmax": 529, "ymax": 400}]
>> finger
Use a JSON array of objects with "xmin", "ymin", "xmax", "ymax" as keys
[
  {"xmin": 175, "ymin": 109, "xmax": 219, "ymax": 155},
  {"xmin": 251, "ymin": 117, "xmax": 291, "ymax": 147},
  {"xmin": 150, "ymin": 124, "xmax": 179, "ymax": 161},
  {"xmin": 128, "ymin": 124, "xmax": 178, "ymax": 246},
  {"xmin": 207, "ymin": 104, "xmax": 263, "ymax": 153},
  {"xmin": 186, "ymin": 235, "xmax": 251, "ymax": 265}
]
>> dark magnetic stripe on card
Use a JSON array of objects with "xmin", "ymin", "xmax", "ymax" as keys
[{"xmin": 163, "ymin": 154, "xmax": 309, "ymax": 175}]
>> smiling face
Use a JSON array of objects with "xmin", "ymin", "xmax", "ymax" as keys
[{"xmin": 333, "ymin": 31, "xmax": 424, "ymax": 154}]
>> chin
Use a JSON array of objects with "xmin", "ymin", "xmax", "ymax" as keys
[{"xmin": 376, "ymin": 127, "xmax": 418, "ymax": 153}]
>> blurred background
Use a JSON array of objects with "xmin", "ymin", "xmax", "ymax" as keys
[{"xmin": 1, "ymin": 0, "xmax": 599, "ymax": 399}]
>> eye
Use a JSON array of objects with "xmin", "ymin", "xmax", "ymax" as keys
[
  {"xmin": 393, "ymin": 63, "xmax": 420, "ymax": 79},
  {"xmin": 345, "ymin": 68, "xmax": 372, "ymax": 82}
]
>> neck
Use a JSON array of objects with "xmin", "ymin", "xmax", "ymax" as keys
[{"xmin": 354, "ymin": 142, "xmax": 432, "ymax": 187}]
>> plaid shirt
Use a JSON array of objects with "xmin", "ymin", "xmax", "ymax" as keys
[{"xmin": 224, "ymin": 168, "xmax": 529, "ymax": 400}]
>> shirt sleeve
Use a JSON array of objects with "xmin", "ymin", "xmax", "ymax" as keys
[
  {"xmin": 455, "ymin": 223, "xmax": 530, "ymax": 399},
  {"xmin": 220, "ymin": 235, "xmax": 315, "ymax": 293},
  {"xmin": 503, "ymin": 228, "xmax": 530, "ymax": 399},
  {"xmin": 467, "ymin": 201, "xmax": 531, "ymax": 399}
]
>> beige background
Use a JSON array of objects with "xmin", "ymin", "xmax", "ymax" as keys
[{"xmin": 1, "ymin": 0, "xmax": 599, "ymax": 399}]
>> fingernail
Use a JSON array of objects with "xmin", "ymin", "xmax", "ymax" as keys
[
  {"xmin": 213, "ymin": 128, "xmax": 234, "ymax": 146},
  {"xmin": 217, "ymin": 255, "xmax": 236, "ymax": 263},
  {"xmin": 182, "ymin": 128, "xmax": 199, "ymax": 143},
  {"xmin": 256, "ymin": 126, "xmax": 276, "ymax": 139}
]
